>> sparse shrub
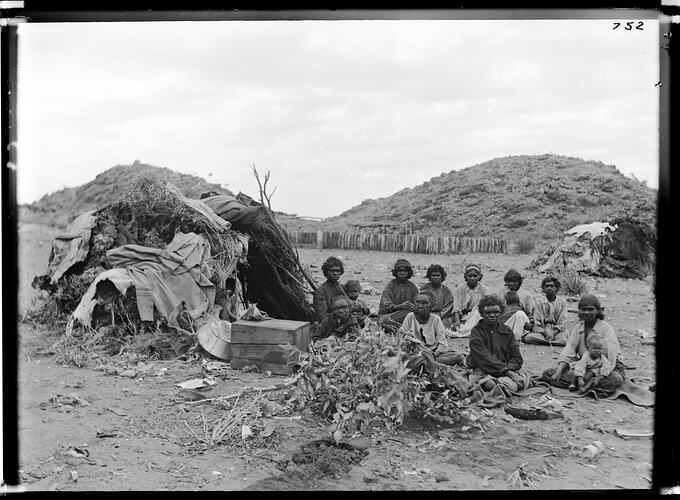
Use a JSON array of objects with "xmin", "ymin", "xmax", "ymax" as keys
[
  {"xmin": 513, "ymin": 237, "xmax": 535, "ymax": 255},
  {"xmin": 558, "ymin": 270, "xmax": 588, "ymax": 296},
  {"xmin": 22, "ymin": 295, "xmax": 65, "ymax": 331},
  {"xmin": 51, "ymin": 327, "xmax": 105, "ymax": 368},
  {"xmin": 506, "ymin": 218, "xmax": 529, "ymax": 229},
  {"xmin": 576, "ymin": 195, "xmax": 599, "ymax": 207}
]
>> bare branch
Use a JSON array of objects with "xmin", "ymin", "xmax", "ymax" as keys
[{"xmin": 251, "ymin": 164, "xmax": 277, "ymax": 210}]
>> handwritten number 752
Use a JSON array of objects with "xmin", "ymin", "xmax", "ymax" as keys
[{"xmin": 613, "ymin": 22, "xmax": 644, "ymax": 30}]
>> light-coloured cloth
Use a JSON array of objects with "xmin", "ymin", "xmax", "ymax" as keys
[
  {"xmin": 566, "ymin": 222, "xmax": 615, "ymax": 238},
  {"xmin": 106, "ymin": 232, "xmax": 216, "ymax": 322},
  {"xmin": 452, "ymin": 282, "xmax": 491, "ymax": 315},
  {"xmin": 44, "ymin": 210, "xmax": 98, "ymax": 285},
  {"xmin": 457, "ymin": 308, "xmax": 482, "ymax": 335},
  {"xmin": 401, "ymin": 312, "xmax": 448, "ymax": 354},
  {"xmin": 573, "ymin": 352, "xmax": 613, "ymax": 378},
  {"xmin": 558, "ymin": 319, "xmax": 620, "ymax": 369},
  {"xmin": 504, "ymin": 310, "xmax": 531, "ymax": 338},
  {"xmin": 72, "ymin": 268, "xmax": 135, "ymax": 327},
  {"xmin": 451, "ymin": 282, "xmax": 490, "ymax": 336},
  {"xmin": 420, "ymin": 283, "xmax": 454, "ymax": 322}
]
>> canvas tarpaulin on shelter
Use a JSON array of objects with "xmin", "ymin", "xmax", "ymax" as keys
[
  {"xmin": 201, "ymin": 193, "xmax": 268, "ymax": 229},
  {"xmin": 72, "ymin": 268, "xmax": 134, "ymax": 327},
  {"xmin": 534, "ymin": 222, "xmax": 615, "ymax": 275},
  {"xmin": 103, "ymin": 232, "xmax": 217, "ymax": 322},
  {"xmin": 41, "ymin": 210, "xmax": 98, "ymax": 285},
  {"xmin": 531, "ymin": 220, "xmax": 655, "ymax": 279}
]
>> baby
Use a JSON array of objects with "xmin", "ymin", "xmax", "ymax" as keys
[
  {"xmin": 499, "ymin": 291, "xmax": 523, "ymax": 324},
  {"xmin": 343, "ymin": 280, "xmax": 371, "ymax": 328},
  {"xmin": 570, "ymin": 334, "xmax": 612, "ymax": 394}
]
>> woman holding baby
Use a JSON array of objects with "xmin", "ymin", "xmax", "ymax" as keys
[{"xmin": 541, "ymin": 294, "xmax": 625, "ymax": 395}]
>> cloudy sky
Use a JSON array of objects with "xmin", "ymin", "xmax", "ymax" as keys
[{"xmin": 16, "ymin": 16, "xmax": 659, "ymax": 218}]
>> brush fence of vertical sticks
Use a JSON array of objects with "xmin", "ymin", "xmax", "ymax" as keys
[{"xmin": 289, "ymin": 231, "xmax": 508, "ymax": 254}]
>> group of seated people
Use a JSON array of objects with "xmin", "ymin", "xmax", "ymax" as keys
[{"xmin": 311, "ymin": 256, "xmax": 625, "ymax": 396}]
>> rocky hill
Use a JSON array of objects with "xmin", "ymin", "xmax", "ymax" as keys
[
  {"xmin": 24, "ymin": 161, "xmax": 234, "ymax": 223},
  {"xmin": 322, "ymin": 154, "xmax": 657, "ymax": 244},
  {"xmin": 23, "ymin": 155, "xmax": 657, "ymax": 247}
]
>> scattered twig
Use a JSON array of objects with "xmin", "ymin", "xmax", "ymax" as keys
[
  {"xmin": 575, "ymin": 460, "xmax": 610, "ymax": 477},
  {"xmin": 411, "ymin": 432, "xmax": 433, "ymax": 448},
  {"xmin": 185, "ymin": 372, "xmax": 304, "ymax": 405},
  {"xmin": 105, "ymin": 406, "xmax": 128, "ymax": 417}
]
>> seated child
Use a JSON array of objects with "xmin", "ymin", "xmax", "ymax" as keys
[
  {"xmin": 401, "ymin": 291, "xmax": 465, "ymax": 367},
  {"xmin": 313, "ymin": 296, "xmax": 362, "ymax": 341},
  {"xmin": 343, "ymin": 280, "xmax": 371, "ymax": 328},
  {"xmin": 569, "ymin": 334, "xmax": 612, "ymax": 394}
]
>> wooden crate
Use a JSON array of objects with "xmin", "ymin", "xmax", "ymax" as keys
[{"xmin": 230, "ymin": 319, "xmax": 311, "ymax": 375}]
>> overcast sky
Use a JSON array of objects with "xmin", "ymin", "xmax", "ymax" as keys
[{"xmin": 16, "ymin": 17, "xmax": 659, "ymax": 218}]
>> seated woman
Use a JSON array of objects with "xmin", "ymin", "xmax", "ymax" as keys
[
  {"xmin": 452, "ymin": 264, "xmax": 491, "ymax": 333},
  {"xmin": 343, "ymin": 279, "xmax": 371, "ymax": 328},
  {"xmin": 523, "ymin": 276, "xmax": 568, "ymax": 346},
  {"xmin": 378, "ymin": 258, "xmax": 419, "ymax": 331},
  {"xmin": 313, "ymin": 296, "xmax": 362, "ymax": 341},
  {"xmin": 495, "ymin": 269, "xmax": 535, "ymax": 339},
  {"xmin": 312, "ymin": 256, "xmax": 347, "ymax": 322},
  {"xmin": 541, "ymin": 294, "xmax": 624, "ymax": 396},
  {"xmin": 401, "ymin": 291, "xmax": 465, "ymax": 370},
  {"xmin": 420, "ymin": 264, "xmax": 455, "ymax": 329},
  {"xmin": 467, "ymin": 295, "xmax": 530, "ymax": 393}
]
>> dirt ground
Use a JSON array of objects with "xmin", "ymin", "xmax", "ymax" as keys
[{"xmin": 13, "ymin": 225, "xmax": 656, "ymax": 491}]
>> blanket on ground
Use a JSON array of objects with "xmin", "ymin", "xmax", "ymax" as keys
[{"xmin": 549, "ymin": 379, "xmax": 654, "ymax": 407}]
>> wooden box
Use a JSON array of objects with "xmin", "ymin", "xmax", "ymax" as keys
[{"xmin": 230, "ymin": 319, "xmax": 311, "ymax": 375}]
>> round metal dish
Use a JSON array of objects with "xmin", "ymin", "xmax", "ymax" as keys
[{"xmin": 197, "ymin": 320, "xmax": 232, "ymax": 360}]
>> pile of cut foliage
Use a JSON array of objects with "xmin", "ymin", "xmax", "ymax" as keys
[{"xmin": 296, "ymin": 322, "xmax": 478, "ymax": 435}]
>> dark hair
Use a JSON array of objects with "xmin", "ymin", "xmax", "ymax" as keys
[
  {"xmin": 503, "ymin": 269, "xmax": 523, "ymax": 285},
  {"xmin": 478, "ymin": 294, "xmax": 505, "ymax": 314},
  {"xmin": 541, "ymin": 276, "xmax": 561, "ymax": 290},
  {"xmin": 391, "ymin": 259, "xmax": 414, "ymax": 279},
  {"xmin": 322, "ymin": 256, "xmax": 344, "ymax": 278},
  {"xmin": 416, "ymin": 290, "xmax": 435, "ymax": 305},
  {"xmin": 200, "ymin": 191, "xmax": 220, "ymax": 199},
  {"xmin": 344, "ymin": 280, "xmax": 361, "ymax": 293},
  {"xmin": 330, "ymin": 295, "xmax": 350, "ymax": 309},
  {"xmin": 578, "ymin": 294, "xmax": 605, "ymax": 320},
  {"xmin": 426, "ymin": 264, "xmax": 447, "ymax": 281}
]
